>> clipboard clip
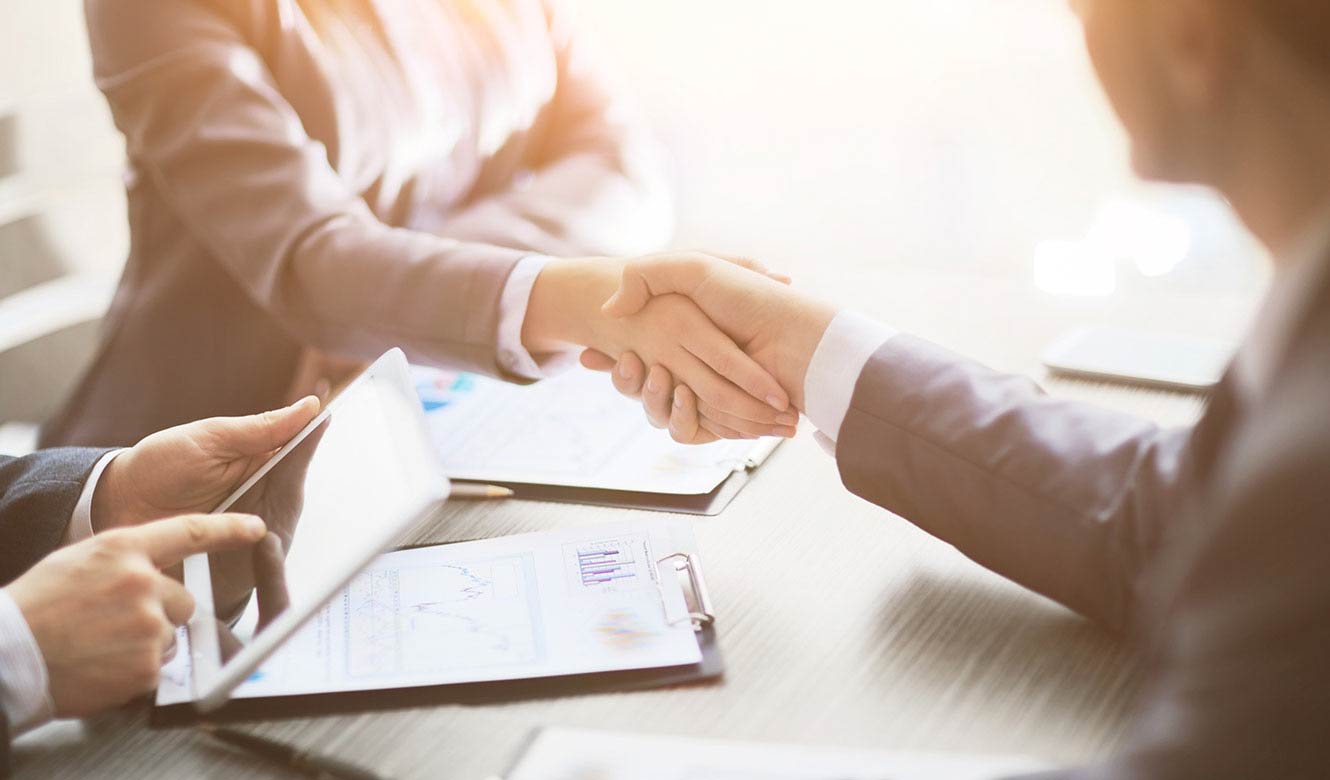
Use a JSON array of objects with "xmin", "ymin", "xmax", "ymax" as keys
[{"xmin": 655, "ymin": 553, "xmax": 715, "ymax": 631}]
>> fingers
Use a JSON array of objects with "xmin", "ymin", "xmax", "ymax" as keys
[
  {"xmin": 159, "ymin": 578, "xmax": 196, "ymax": 627},
  {"xmin": 642, "ymin": 364, "xmax": 675, "ymax": 429},
  {"xmin": 668, "ymin": 385, "xmax": 719, "ymax": 444},
  {"xmin": 682, "ymin": 317, "xmax": 790, "ymax": 412},
  {"xmin": 131, "ymin": 513, "xmax": 268, "ymax": 568},
  {"xmin": 611, "ymin": 352, "xmax": 648, "ymax": 400},
  {"xmin": 203, "ymin": 396, "xmax": 321, "ymax": 457},
  {"xmin": 697, "ymin": 399, "xmax": 798, "ymax": 438},
  {"xmin": 669, "ymin": 348, "xmax": 793, "ymax": 428},
  {"xmin": 579, "ymin": 349, "xmax": 617, "ymax": 372},
  {"xmin": 253, "ymin": 533, "xmax": 291, "ymax": 631}
]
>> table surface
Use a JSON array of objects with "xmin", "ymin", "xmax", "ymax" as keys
[{"xmin": 13, "ymin": 267, "xmax": 1260, "ymax": 780}]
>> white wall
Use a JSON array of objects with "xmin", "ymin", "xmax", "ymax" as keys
[{"xmin": 574, "ymin": 0, "xmax": 1265, "ymax": 294}]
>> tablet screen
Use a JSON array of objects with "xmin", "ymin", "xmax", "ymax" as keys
[{"xmin": 203, "ymin": 353, "xmax": 445, "ymax": 674}]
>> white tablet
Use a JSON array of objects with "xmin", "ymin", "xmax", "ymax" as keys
[{"xmin": 180, "ymin": 348, "xmax": 449, "ymax": 712}]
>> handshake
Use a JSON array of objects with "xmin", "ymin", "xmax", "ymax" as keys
[{"xmin": 556, "ymin": 252, "xmax": 839, "ymax": 445}]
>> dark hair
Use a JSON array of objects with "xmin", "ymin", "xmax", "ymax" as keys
[{"xmin": 1250, "ymin": 1, "xmax": 1330, "ymax": 76}]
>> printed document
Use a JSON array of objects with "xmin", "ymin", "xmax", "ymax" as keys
[
  {"xmin": 157, "ymin": 519, "xmax": 704, "ymax": 705},
  {"xmin": 414, "ymin": 366, "xmax": 779, "ymax": 495}
]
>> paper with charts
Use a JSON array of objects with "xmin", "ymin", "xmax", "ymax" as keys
[
  {"xmin": 507, "ymin": 727, "xmax": 1051, "ymax": 780},
  {"xmin": 413, "ymin": 366, "xmax": 779, "ymax": 495},
  {"xmin": 156, "ymin": 519, "xmax": 704, "ymax": 704}
]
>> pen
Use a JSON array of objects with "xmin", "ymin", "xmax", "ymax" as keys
[
  {"xmin": 200, "ymin": 724, "xmax": 391, "ymax": 780},
  {"xmin": 450, "ymin": 483, "xmax": 516, "ymax": 500}
]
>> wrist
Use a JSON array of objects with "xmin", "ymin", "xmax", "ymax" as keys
[
  {"xmin": 770, "ymin": 295, "xmax": 837, "ymax": 411},
  {"xmin": 521, "ymin": 257, "xmax": 625, "ymax": 354},
  {"xmin": 89, "ymin": 452, "xmax": 132, "ymax": 534}
]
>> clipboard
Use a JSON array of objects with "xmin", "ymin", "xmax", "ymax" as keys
[
  {"xmin": 417, "ymin": 367, "xmax": 785, "ymax": 515},
  {"xmin": 463, "ymin": 438, "xmax": 783, "ymax": 517},
  {"xmin": 149, "ymin": 538, "xmax": 724, "ymax": 727}
]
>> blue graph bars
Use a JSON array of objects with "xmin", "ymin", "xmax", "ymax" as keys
[{"xmin": 578, "ymin": 546, "xmax": 637, "ymax": 587}]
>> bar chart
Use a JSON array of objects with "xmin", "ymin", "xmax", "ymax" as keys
[{"xmin": 575, "ymin": 540, "xmax": 642, "ymax": 589}]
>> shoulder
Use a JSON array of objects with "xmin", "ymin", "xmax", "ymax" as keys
[{"xmin": 82, "ymin": 0, "xmax": 275, "ymax": 68}]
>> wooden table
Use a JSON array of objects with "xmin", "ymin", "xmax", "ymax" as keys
[{"xmin": 13, "ymin": 266, "xmax": 1260, "ymax": 780}]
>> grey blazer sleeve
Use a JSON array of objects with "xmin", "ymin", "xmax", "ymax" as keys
[
  {"xmin": 834, "ymin": 335, "xmax": 1200, "ymax": 631},
  {"xmin": 0, "ymin": 449, "xmax": 110, "ymax": 586},
  {"xmin": 1, "ymin": 708, "xmax": 9, "ymax": 779}
]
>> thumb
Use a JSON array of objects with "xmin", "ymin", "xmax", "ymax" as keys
[
  {"xmin": 204, "ymin": 396, "xmax": 321, "ymax": 457},
  {"xmin": 600, "ymin": 263, "xmax": 657, "ymax": 319},
  {"xmin": 602, "ymin": 255, "xmax": 715, "ymax": 319},
  {"xmin": 716, "ymin": 254, "xmax": 792, "ymax": 286}
]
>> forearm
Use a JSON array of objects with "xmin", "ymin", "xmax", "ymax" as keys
[{"xmin": 833, "ymin": 335, "xmax": 1195, "ymax": 630}]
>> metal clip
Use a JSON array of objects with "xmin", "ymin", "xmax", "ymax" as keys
[{"xmin": 655, "ymin": 552, "xmax": 715, "ymax": 631}]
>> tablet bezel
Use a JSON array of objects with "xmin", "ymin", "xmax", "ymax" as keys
[{"xmin": 182, "ymin": 348, "xmax": 449, "ymax": 712}]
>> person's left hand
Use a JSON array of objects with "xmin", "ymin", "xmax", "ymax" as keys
[{"xmin": 90, "ymin": 397, "xmax": 322, "ymax": 533}]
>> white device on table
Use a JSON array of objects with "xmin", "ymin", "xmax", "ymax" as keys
[
  {"xmin": 1042, "ymin": 326, "xmax": 1236, "ymax": 392},
  {"xmin": 179, "ymin": 348, "xmax": 449, "ymax": 712}
]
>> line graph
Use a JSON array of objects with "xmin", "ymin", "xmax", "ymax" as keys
[{"xmin": 345, "ymin": 556, "xmax": 543, "ymax": 678}]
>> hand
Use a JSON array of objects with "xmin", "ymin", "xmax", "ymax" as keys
[
  {"xmin": 583, "ymin": 255, "xmax": 838, "ymax": 443},
  {"xmin": 208, "ymin": 417, "xmax": 327, "ymax": 620},
  {"xmin": 91, "ymin": 397, "xmax": 321, "ymax": 533},
  {"xmin": 521, "ymin": 254, "xmax": 801, "ymax": 435},
  {"xmin": 4, "ymin": 513, "xmax": 268, "ymax": 717}
]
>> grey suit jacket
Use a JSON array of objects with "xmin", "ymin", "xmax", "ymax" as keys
[
  {"xmin": 0, "ymin": 449, "xmax": 108, "ymax": 586},
  {"xmin": 0, "ymin": 447, "xmax": 107, "ymax": 778},
  {"xmin": 42, "ymin": 0, "xmax": 669, "ymax": 448},
  {"xmin": 836, "ymin": 266, "xmax": 1330, "ymax": 776}
]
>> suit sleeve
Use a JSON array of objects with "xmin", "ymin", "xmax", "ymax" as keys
[
  {"xmin": 83, "ymin": 0, "xmax": 533, "ymax": 372},
  {"xmin": 0, "ymin": 708, "xmax": 10, "ymax": 779},
  {"xmin": 421, "ymin": 0, "xmax": 674, "ymax": 258},
  {"xmin": 0, "ymin": 449, "xmax": 110, "ymax": 585},
  {"xmin": 835, "ymin": 335, "xmax": 1198, "ymax": 631}
]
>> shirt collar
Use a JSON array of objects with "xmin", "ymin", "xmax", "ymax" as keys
[{"xmin": 1232, "ymin": 211, "xmax": 1330, "ymax": 403}]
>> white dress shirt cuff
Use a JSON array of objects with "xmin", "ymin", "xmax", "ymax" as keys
[
  {"xmin": 496, "ymin": 255, "xmax": 580, "ymax": 380},
  {"xmin": 63, "ymin": 449, "xmax": 125, "ymax": 545},
  {"xmin": 0, "ymin": 589, "xmax": 53, "ymax": 733},
  {"xmin": 804, "ymin": 310, "xmax": 898, "ymax": 446}
]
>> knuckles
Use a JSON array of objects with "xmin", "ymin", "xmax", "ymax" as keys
[
  {"xmin": 114, "ymin": 565, "xmax": 158, "ymax": 598},
  {"xmin": 185, "ymin": 515, "xmax": 210, "ymax": 546}
]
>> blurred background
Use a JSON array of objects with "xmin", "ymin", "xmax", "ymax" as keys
[{"xmin": 0, "ymin": 0, "xmax": 1270, "ymax": 448}]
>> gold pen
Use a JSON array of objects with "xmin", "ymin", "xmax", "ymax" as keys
[{"xmin": 450, "ymin": 483, "xmax": 516, "ymax": 500}]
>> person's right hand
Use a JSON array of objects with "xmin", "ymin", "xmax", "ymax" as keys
[
  {"xmin": 3, "ymin": 513, "xmax": 268, "ymax": 717},
  {"xmin": 582, "ymin": 255, "xmax": 839, "ymax": 443},
  {"xmin": 521, "ymin": 254, "xmax": 802, "ymax": 438}
]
